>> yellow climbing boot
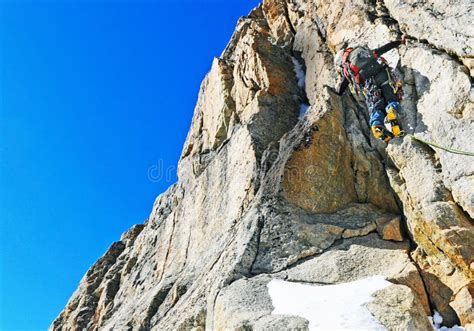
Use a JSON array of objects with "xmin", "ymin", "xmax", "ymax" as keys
[
  {"xmin": 372, "ymin": 124, "xmax": 393, "ymax": 142},
  {"xmin": 391, "ymin": 122, "xmax": 402, "ymax": 136},
  {"xmin": 386, "ymin": 106, "xmax": 397, "ymax": 121},
  {"xmin": 385, "ymin": 102, "xmax": 405, "ymax": 137}
]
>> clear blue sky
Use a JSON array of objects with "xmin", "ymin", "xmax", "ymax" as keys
[{"xmin": 0, "ymin": 0, "xmax": 259, "ymax": 329}]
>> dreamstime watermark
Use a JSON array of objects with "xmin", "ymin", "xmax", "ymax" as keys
[
  {"xmin": 148, "ymin": 150, "xmax": 330, "ymax": 185},
  {"xmin": 265, "ymin": 149, "xmax": 326, "ymax": 183},
  {"xmin": 147, "ymin": 159, "xmax": 176, "ymax": 183},
  {"xmin": 283, "ymin": 164, "xmax": 325, "ymax": 183}
]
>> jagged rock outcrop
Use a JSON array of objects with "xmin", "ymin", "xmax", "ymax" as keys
[{"xmin": 52, "ymin": 0, "xmax": 473, "ymax": 330}]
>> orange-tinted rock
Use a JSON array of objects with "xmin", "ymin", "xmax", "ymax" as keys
[
  {"xmin": 376, "ymin": 216, "xmax": 404, "ymax": 242},
  {"xmin": 282, "ymin": 106, "xmax": 358, "ymax": 213}
]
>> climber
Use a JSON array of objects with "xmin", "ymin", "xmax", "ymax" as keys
[{"xmin": 334, "ymin": 36, "xmax": 407, "ymax": 142}]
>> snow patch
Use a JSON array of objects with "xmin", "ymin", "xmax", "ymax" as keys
[
  {"xmin": 429, "ymin": 311, "xmax": 465, "ymax": 331},
  {"xmin": 433, "ymin": 311, "xmax": 444, "ymax": 326},
  {"xmin": 292, "ymin": 57, "xmax": 306, "ymax": 88},
  {"xmin": 267, "ymin": 276, "xmax": 391, "ymax": 330},
  {"xmin": 299, "ymin": 104, "xmax": 310, "ymax": 119}
]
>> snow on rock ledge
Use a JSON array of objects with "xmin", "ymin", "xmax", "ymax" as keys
[{"xmin": 267, "ymin": 276, "xmax": 391, "ymax": 330}]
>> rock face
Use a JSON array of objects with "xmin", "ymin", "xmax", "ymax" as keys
[{"xmin": 51, "ymin": 0, "xmax": 473, "ymax": 330}]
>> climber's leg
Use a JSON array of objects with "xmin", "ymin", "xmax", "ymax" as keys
[
  {"xmin": 364, "ymin": 78, "xmax": 393, "ymax": 142},
  {"xmin": 375, "ymin": 70, "xmax": 398, "ymax": 104},
  {"xmin": 375, "ymin": 71, "xmax": 405, "ymax": 137}
]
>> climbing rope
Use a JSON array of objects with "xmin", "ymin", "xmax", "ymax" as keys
[{"xmin": 407, "ymin": 134, "xmax": 474, "ymax": 156}]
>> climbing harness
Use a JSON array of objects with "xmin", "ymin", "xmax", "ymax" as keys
[
  {"xmin": 341, "ymin": 48, "xmax": 361, "ymax": 95},
  {"xmin": 407, "ymin": 134, "xmax": 474, "ymax": 156}
]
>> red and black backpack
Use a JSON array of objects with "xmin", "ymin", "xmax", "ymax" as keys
[{"xmin": 341, "ymin": 46, "xmax": 387, "ymax": 86}]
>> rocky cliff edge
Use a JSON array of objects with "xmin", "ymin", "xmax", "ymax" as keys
[{"xmin": 51, "ymin": 0, "xmax": 473, "ymax": 329}]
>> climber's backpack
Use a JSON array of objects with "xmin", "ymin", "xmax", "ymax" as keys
[{"xmin": 342, "ymin": 46, "xmax": 385, "ymax": 86}]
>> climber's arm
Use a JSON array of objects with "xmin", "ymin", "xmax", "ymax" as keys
[
  {"xmin": 335, "ymin": 78, "xmax": 349, "ymax": 95},
  {"xmin": 373, "ymin": 35, "xmax": 406, "ymax": 56}
]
